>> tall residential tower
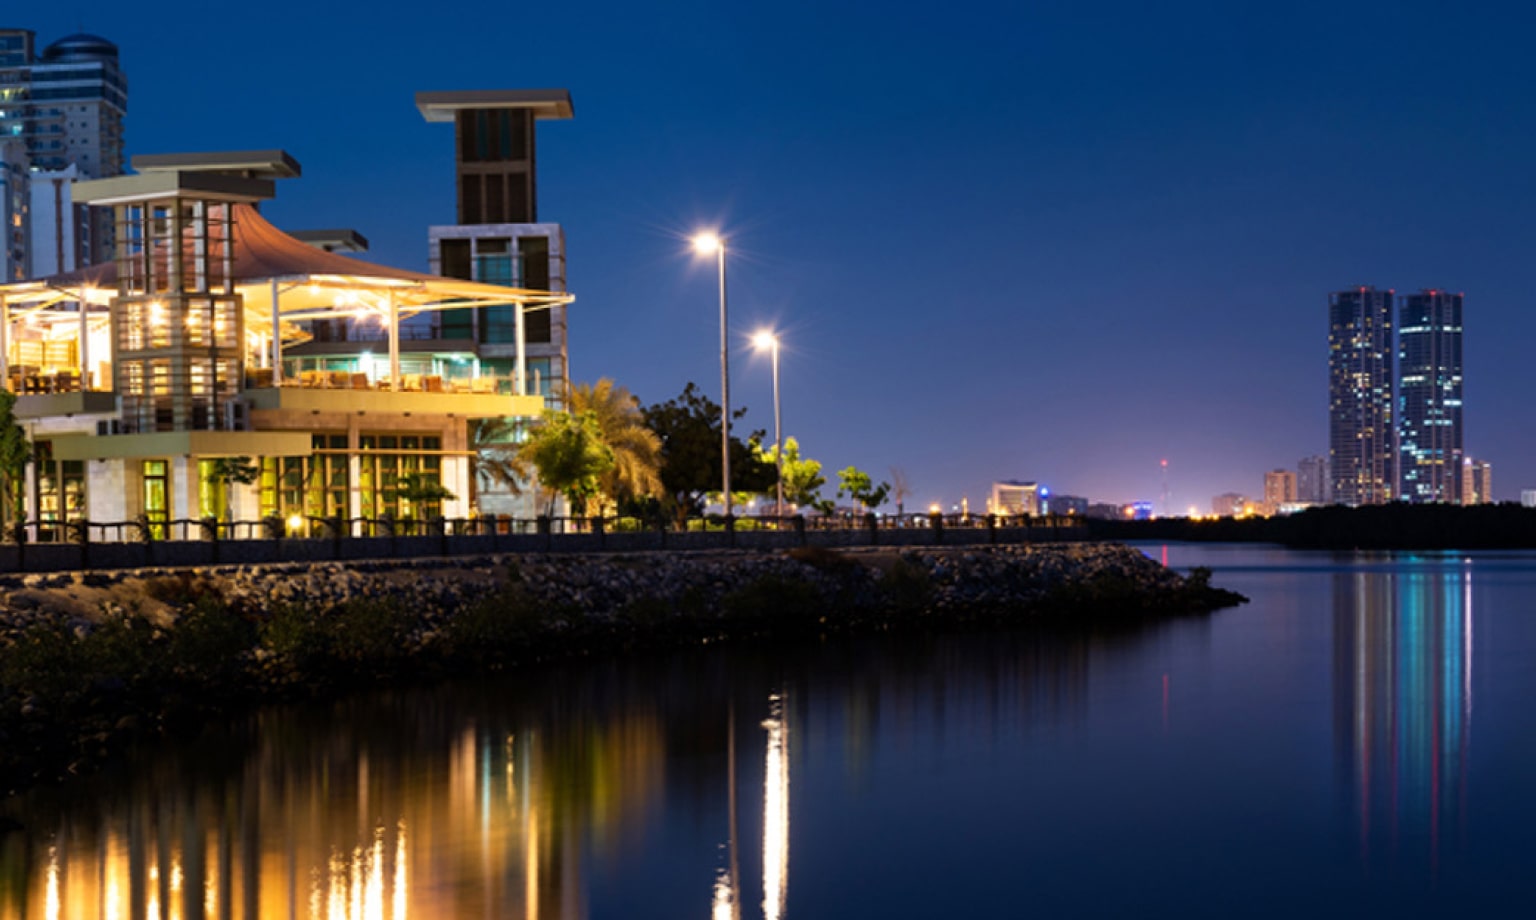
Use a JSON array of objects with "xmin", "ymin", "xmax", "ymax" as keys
[
  {"xmin": 0, "ymin": 29, "xmax": 128, "ymax": 274},
  {"xmin": 1397, "ymin": 289, "xmax": 1463, "ymax": 503},
  {"xmin": 1328, "ymin": 287, "xmax": 1395, "ymax": 506}
]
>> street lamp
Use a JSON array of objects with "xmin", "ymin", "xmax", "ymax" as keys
[
  {"xmin": 752, "ymin": 329, "xmax": 784, "ymax": 520},
  {"xmin": 693, "ymin": 231, "xmax": 731, "ymax": 520}
]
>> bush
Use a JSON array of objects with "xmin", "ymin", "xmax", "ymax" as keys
[
  {"xmin": 880, "ymin": 556, "xmax": 934, "ymax": 613},
  {"xmin": 443, "ymin": 584, "xmax": 548, "ymax": 657},
  {"xmin": 721, "ymin": 574, "xmax": 824, "ymax": 624}
]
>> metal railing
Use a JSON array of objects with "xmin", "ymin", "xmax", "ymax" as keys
[{"xmin": 5, "ymin": 511, "xmax": 1086, "ymax": 545}]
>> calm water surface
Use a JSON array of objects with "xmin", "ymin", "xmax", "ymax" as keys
[{"xmin": 5, "ymin": 544, "xmax": 1536, "ymax": 918}]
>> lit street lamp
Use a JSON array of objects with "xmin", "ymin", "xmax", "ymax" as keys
[
  {"xmin": 692, "ymin": 232, "xmax": 731, "ymax": 520},
  {"xmin": 753, "ymin": 329, "xmax": 784, "ymax": 520}
]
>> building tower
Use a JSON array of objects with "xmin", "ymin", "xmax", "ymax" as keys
[
  {"xmin": 0, "ymin": 29, "xmax": 128, "ymax": 273},
  {"xmin": 1398, "ymin": 289, "xmax": 1463, "ymax": 503},
  {"xmin": 1329, "ymin": 287, "xmax": 1395, "ymax": 506},
  {"xmin": 418, "ymin": 90, "xmax": 571, "ymax": 409}
]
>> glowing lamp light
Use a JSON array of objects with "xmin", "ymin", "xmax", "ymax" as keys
[
  {"xmin": 752, "ymin": 330, "xmax": 777, "ymax": 351},
  {"xmin": 928, "ymin": 503, "xmax": 941, "ymax": 514},
  {"xmin": 286, "ymin": 513, "xmax": 304, "ymax": 534},
  {"xmin": 691, "ymin": 232, "xmax": 723, "ymax": 256}
]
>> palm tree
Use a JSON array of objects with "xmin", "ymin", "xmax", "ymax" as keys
[
  {"xmin": 567, "ymin": 379, "xmax": 663, "ymax": 513},
  {"xmin": 468, "ymin": 416, "xmax": 531, "ymax": 512}
]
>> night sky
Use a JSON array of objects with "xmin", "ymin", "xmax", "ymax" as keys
[{"xmin": 27, "ymin": 1, "xmax": 1536, "ymax": 509}]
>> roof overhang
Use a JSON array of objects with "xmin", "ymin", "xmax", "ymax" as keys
[
  {"xmin": 131, "ymin": 149, "xmax": 302, "ymax": 180},
  {"xmin": 416, "ymin": 89, "xmax": 573, "ymax": 122},
  {"xmin": 73, "ymin": 172, "xmax": 275, "ymax": 206}
]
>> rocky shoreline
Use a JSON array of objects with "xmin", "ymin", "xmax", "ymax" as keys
[{"xmin": 0, "ymin": 542, "xmax": 1244, "ymax": 799}]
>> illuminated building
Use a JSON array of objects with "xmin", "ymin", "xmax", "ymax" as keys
[
  {"xmin": 1522, "ymin": 489, "xmax": 1536, "ymax": 509},
  {"xmin": 1329, "ymin": 287, "xmax": 1395, "ymax": 506},
  {"xmin": 1263, "ymin": 469, "xmax": 1296, "ymax": 511},
  {"xmin": 990, "ymin": 479, "xmax": 1049, "ymax": 515},
  {"xmin": 1397, "ymin": 289, "xmax": 1463, "ymax": 503},
  {"xmin": 1048, "ymin": 493, "xmax": 1088, "ymax": 515},
  {"xmin": 0, "ymin": 29, "xmax": 127, "ymax": 271},
  {"xmin": 1210, "ymin": 492, "xmax": 1249, "ymax": 517},
  {"xmin": 0, "ymin": 150, "xmax": 570, "ymax": 532},
  {"xmin": 419, "ymin": 91, "xmax": 570, "ymax": 402},
  {"xmin": 0, "ymin": 142, "xmax": 25, "ymax": 281},
  {"xmin": 1297, "ymin": 454, "xmax": 1329, "ymax": 504},
  {"xmin": 1460, "ymin": 457, "xmax": 1492, "ymax": 505}
]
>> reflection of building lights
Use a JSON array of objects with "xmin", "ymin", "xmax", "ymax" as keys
[
  {"xmin": 711, "ymin": 868, "xmax": 736, "ymax": 920},
  {"xmin": 45, "ymin": 847, "xmax": 60, "ymax": 920}
]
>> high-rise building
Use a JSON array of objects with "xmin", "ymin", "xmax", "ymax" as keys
[
  {"xmin": 0, "ymin": 29, "xmax": 128, "ymax": 272},
  {"xmin": 0, "ymin": 141, "xmax": 26, "ymax": 280},
  {"xmin": 1329, "ymin": 287, "xmax": 1395, "ymax": 506},
  {"xmin": 1297, "ymin": 455, "xmax": 1329, "ymax": 504},
  {"xmin": 1460, "ymin": 458, "xmax": 1492, "ymax": 506},
  {"xmin": 1398, "ymin": 289, "xmax": 1463, "ymax": 503}
]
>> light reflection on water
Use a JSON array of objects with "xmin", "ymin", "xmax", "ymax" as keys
[{"xmin": 4, "ymin": 547, "xmax": 1536, "ymax": 917}]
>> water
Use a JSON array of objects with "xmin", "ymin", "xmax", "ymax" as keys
[{"xmin": 5, "ymin": 543, "xmax": 1536, "ymax": 918}]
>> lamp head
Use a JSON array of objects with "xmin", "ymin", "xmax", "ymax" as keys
[
  {"xmin": 691, "ymin": 232, "xmax": 723, "ymax": 256},
  {"xmin": 752, "ymin": 330, "xmax": 777, "ymax": 351}
]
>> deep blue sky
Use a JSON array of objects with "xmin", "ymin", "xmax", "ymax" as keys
[{"xmin": 29, "ymin": 1, "xmax": 1536, "ymax": 508}]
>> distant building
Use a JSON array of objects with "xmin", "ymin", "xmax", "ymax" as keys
[
  {"xmin": 991, "ymin": 480, "xmax": 1048, "ymax": 516},
  {"xmin": 1329, "ymin": 287, "xmax": 1395, "ymax": 506},
  {"xmin": 1398, "ymin": 290, "xmax": 1464, "ymax": 503},
  {"xmin": 1522, "ymin": 490, "xmax": 1536, "ymax": 509},
  {"xmin": 1460, "ymin": 458, "xmax": 1492, "ymax": 506},
  {"xmin": 1297, "ymin": 455, "xmax": 1329, "ymax": 504},
  {"xmin": 0, "ymin": 29, "xmax": 128, "ymax": 272},
  {"xmin": 0, "ymin": 142, "xmax": 26, "ymax": 281},
  {"xmin": 28, "ymin": 165, "xmax": 89, "ymax": 276},
  {"xmin": 1212, "ymin": 492, "xmax": 1250, "ymax": 517},
  {"xmin": 1085, "ymin": 503, "xmax": 1123, "ymax": 520},
  {"xmin": 1264, "ymin": 469, "xmax": 1297, "ymax": 511},
  {"xmin": 1049, "ymin": 494, "xmax": 1088, "ymax": 516}
]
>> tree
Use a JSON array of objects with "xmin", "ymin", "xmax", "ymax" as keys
[
  {"xmin": 757, "ymin": 436, "xmax": 826, "ymax": 509},
  {"xmin": 202, "ymin": 455, "xmax": 258, "ymax": 522},
  {"xmin": 568, "ymin": 379, "xmax": 663, "ymax": 511},
  {"xmin": 643, "ymin": 382, "xmax": 775, "ymax": 526},
  {"xmin": 837, "ymin": 466, "xmax": 891, "ymax": 514},
  {"xmin": 0, "ymin": 391, "xmax": 29, "ymax": 533},
  {"xmin": 520, "ymin": 409, "xmax": 615, "ymax": 516},
  {"xmin": 889, "ymin": 466, "xmax": 912, "ymax": 516},
  {"xmin": 397, "ymin": 473, "xmax": 457, "ymax": 519},
  {"xmin": 469, "ymin": 417, "xmax": 530, "ymax": 510}
]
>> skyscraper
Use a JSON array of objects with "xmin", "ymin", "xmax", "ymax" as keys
[
  {"xmin": 1329, "ymin": 287, "xmax": 1395, "ymax": 506},
  {"xmin": 1398, "ymin": 290, "xmax": 1463, "ymax": 503},
  {"xmin": 0, "ymin": 29, "xmax": 127, "ymax": 272}
]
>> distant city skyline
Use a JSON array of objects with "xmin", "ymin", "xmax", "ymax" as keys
[{"xmin": 12, "ymin": 3, "xmax": 1536, "ymax": 507}]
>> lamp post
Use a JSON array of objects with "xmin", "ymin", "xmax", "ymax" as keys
[
  {"xmin": 753, "ymin": 330, "xmax": 783, "ymax": 520},
  {"xmin": 693, "ymin": 232, "xmax": 731, "ymax": 521}
]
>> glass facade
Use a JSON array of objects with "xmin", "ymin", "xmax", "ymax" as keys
[
  {"xmin": 1397, "ymin": 291, "xmax": 1463, "ymax": 504},
  {"xmin": 1328, "ymin": 288, "xmax": 1395, "ymax": 506}
]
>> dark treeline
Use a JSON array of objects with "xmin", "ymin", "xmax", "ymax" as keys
[{"xmin": 1086, "ymin": 503, "xmax": 1536, "ymax": 550}]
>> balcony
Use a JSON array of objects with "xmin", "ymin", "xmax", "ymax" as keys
[{"xmin": 241, "ymin": 370, "xmax": 544, "ymax": 420}]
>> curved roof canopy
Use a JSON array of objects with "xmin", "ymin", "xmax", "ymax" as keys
[{"xmin": 0, "ymin": 203, "xmax": 571, "ymax": 343}]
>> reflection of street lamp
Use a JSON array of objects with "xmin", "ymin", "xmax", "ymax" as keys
[
  {"xmin": 752, "ymin": 330, "xmax": 783, "ymax": 519},
  {"xmin": 693, "ymin": 232, "xmax": 731, "ymax": 519}
]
